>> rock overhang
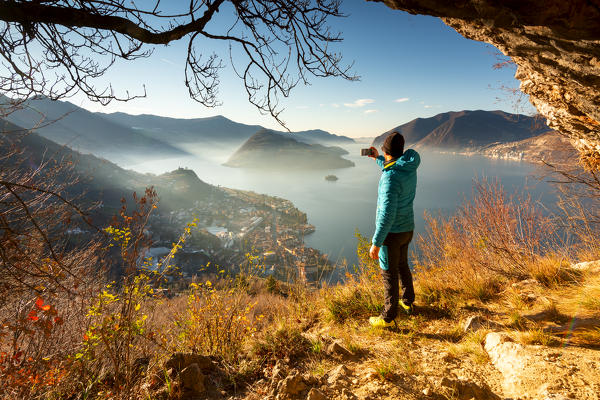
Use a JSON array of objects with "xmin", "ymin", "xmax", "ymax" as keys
[{"xmin": 372, "ymin": 0, "xmax": 600, "ymax": 170}]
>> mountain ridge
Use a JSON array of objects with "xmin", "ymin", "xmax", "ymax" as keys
[
  {"xmin": 101, "ymin": 111, "xmax": 355, "ymax": 146},
  {"xmin": 372, "ymin": 110, "xmax": 552, "ymax": 150},
  {"xmin": 1, "ymin": 97, "xmax": 355, "ymax": 168}
]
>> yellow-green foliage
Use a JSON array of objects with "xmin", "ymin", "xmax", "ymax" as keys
[
  {"xmin": 77, "ymin": 274, "xmax": 154, "ymax": 386},
  {"xmin": 354, "ymin": 229, "xmax": 383, "ymax": 283},
  {"xmin": 175, "ymin": 281, "xmax": 259, "ymax": 360}
]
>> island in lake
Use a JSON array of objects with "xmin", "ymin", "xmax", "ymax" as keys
[{"xmin": 224, "ymin": 129, "xmax": 355, "ymax": 170}]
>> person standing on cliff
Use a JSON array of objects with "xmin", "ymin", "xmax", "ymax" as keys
[{"xmin": 367, "ymin": 131, "xmax": 420, "ymax": 328}]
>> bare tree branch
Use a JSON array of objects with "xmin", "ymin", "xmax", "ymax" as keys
[{"xmin": 0, "ymin": 0, "xmax": 357, "ymax": 126}]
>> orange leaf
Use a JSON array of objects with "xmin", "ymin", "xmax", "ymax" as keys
[
  {"xmin": 35, "ymin": 298, "xmax": 44, "ymax": 309},
  {"xmin": 83, "ymin": 334, "xmax": 89, "ymax": 341},
  {"xmin": 28, "ymin": 311, "xmax": 38, "ymax": 321},
  {"xmin": 40, "ymin": 304, "xmax": 51, "ymax": 311}
]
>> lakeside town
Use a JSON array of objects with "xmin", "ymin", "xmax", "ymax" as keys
[{"xmin": 145, "ymin": 181, "xmax": 332, "ymax": 284}]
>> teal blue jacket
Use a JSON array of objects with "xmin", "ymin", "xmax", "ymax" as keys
[{"xmin": 372, "ymin": 149, "xmax": 420, "ymax": 247}]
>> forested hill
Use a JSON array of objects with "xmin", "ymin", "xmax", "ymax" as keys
[{"xmin": 224, "ymin": 129, "xmax": 355, "ymax": 170}]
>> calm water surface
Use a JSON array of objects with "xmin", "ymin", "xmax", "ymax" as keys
[{"xmin": 127, "ymin": 143, "xmax": 554, "ymax": 268}]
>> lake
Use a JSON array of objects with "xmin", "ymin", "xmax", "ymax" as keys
[{"xmin": 126, "ymin": 143, "xmax": 554, "ymax": 269}]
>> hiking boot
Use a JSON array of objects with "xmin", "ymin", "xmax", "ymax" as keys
[
  {"xmin": 369, "ymin": 316, "xmax": 396, "ymax": 328},
  {"xmin": 399, "ymin": 300, "xmax": 414, "ymax": 315}
]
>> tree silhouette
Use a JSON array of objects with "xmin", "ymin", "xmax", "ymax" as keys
[{"xmin": 0, "ymin": 0, "xmax": 357, "ymax": 125}]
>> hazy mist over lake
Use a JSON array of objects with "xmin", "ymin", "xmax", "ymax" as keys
[{"xmin": 126, "ymin": 143, "xmax": 553, "ymax": 270}]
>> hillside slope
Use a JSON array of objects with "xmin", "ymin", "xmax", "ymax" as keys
[
  {"xmin": 0, "ymin": 118, "xmax": 214, "ymax": 217},
  {"xmin": 3, "ymin": 97, "xmax": 188, "ymax": 165}
]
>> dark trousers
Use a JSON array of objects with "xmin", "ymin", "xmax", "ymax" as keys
[{"xmin": 380, "ymin": 231, "xmax": 414, "ymax": 322}]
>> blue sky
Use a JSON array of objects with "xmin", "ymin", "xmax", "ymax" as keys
[{"xmin": 74, "ymin": 1, "xmax": 535, "ymax": 138}]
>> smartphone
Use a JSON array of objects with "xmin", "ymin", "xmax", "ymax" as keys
[{"xmin": 361, "ymin": 148, "xmax": 374, "ymax": 156}]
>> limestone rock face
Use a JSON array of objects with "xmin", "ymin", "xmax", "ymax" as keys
[
  {"xmin": 374, "ymin": 0, "xmax": 600, "ymax": 169},
  {"xmin": 484, "ymin": 333, "xmax": 530, "ymax": 397}
]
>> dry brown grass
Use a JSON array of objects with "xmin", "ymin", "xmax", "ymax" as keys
[
  {"xmin": 527, "ymin": 256, "xmax": 582, "ymax": 288},
  {"xmin": 574, "ymin": 275, "xmax": 600, "ymax": 314},
  {"xmin": 517, "ymin": 328, "xmax": 562, "ymax": 347},
  {"xmin": 410, "ymin": 179, "xmax": 593, "ymax": 314},
  {"xmin": 446, "ymin": 329, "xmax": 490, "ymax": 364},
  {"xmin": 321, "ymin": 231, "xmax": 384, "ymax": 324}
]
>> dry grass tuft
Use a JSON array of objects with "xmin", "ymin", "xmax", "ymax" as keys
[
  {"xmin": 322, "ymin": 231, "xmax": 384, "ymax": 323},
  {"xmin": 250, "ymin": 322, "xmax": 311, "ymax": 365},
  {"xmin": 446, "ymin": 330, "xmax": 490, "ymax": 364},
  {"xmin": 415, "ymin": 264, "xmax": 502, "ymax": 306},
  {"xmin": 517, "ymin": 328, "xmax": 561, "ymax": 347},
  {"xmin": 508, "ymin": 310, "xmax": 529, "ymax": 330},
  {"xmin": 575, "ymin": 275, "xmax": 600, "ymax": 314},
  {"xmin": 550, "ymin": 272, "xmax": 600, "ymax": 318},
  {"xmin": 324, "ymin": 283, "xmax": 383, "ymax": 323},
  {"xmin": 528, "ymin": 256, "xmax": 581, "ymax": 287},
  {"xmin": 540, "ymin": 301, "xmax": 571, "ymax": 324},
  {"xmin": 575, "ymin": 327, "xmax": 600, "ymax": 348}
]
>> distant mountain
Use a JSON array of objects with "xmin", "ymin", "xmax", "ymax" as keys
[
  {"xmin": 373, "ymin": 113, "xmax": 452, "ymax": 147},
  {"xmin": 224, "ymin": 129, "xmax": 355, "ymax": 170},
  {"xmin": 101, "ymin": 112, "xmax": 354, "ymax": 147},
  {"xmin": 373, "ymin": 110, "xmax": 551, "ymax": 150},
  {"xmin": 103, "ymin": 113, "xmax": 262, "ymax": 145},
  {"xmin": 0, "ymin": 118, "xmax": 215, "ymax": 217},
  {"xmin": 3, "ymin": 97, "xmax": 188, "ymax": 165}
]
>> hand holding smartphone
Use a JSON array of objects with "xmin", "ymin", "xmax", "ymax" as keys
[
  {"xmin": 361, "ymin": 148, "xmax": 374, "ymax": 156},
  {"xmin": 361, "ymin": 147, "xmax": 378, "ymax": 158}
]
